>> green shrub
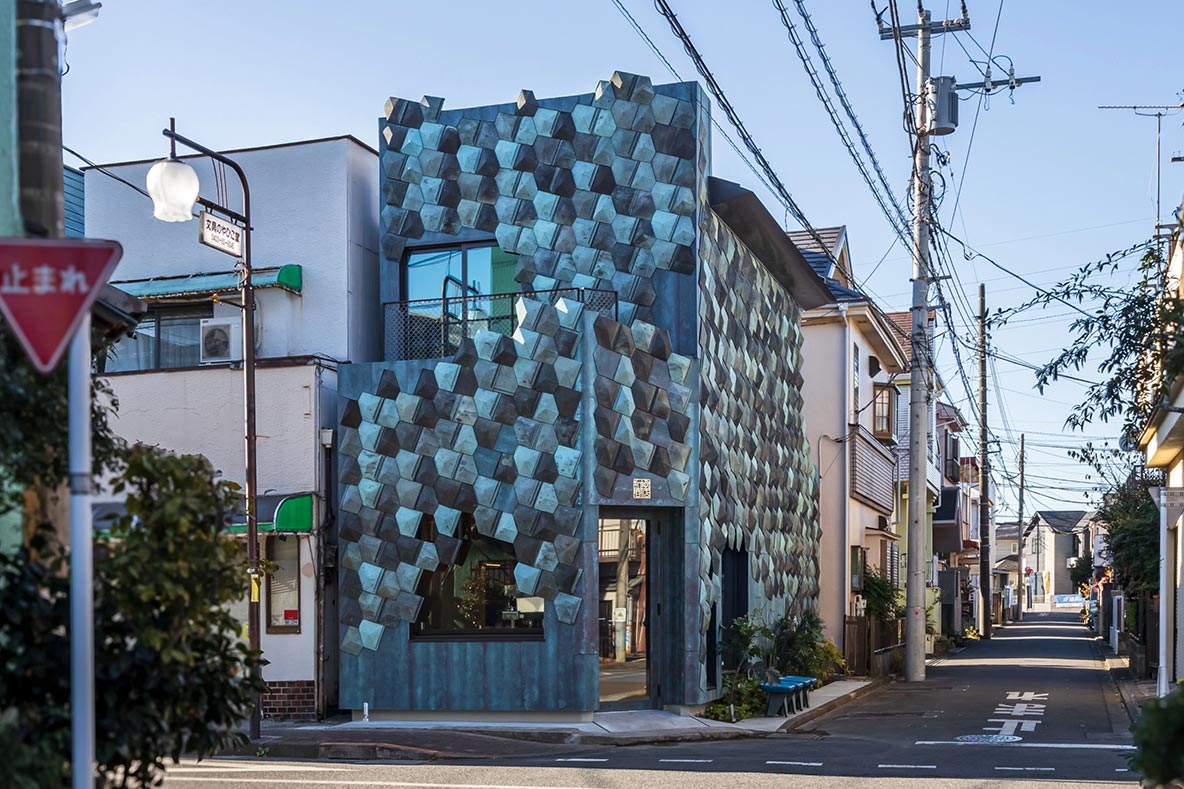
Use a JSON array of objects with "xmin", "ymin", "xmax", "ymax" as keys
[
  {"xmin": 702, "ymin": 673, "xmax": 765, "ymax": 722},
  {"xmin": 772, "ymin": 609, "xmax": 846, "ymax": 684},
  {"xmin": 0, "ymin": 445, "xmax": 267, "ymax": 788},
  {"xmin": 862, "ymin": 569, "xmax": 900, "ymax": 622},
  {"xmin": 1129, "ymin": 686, "xmax": 1184, "ymax": 785}
]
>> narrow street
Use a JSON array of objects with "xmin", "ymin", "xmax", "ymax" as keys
[{"xmin": 162, "ymin": 612, "xmax": 1137, "ymax": 788}]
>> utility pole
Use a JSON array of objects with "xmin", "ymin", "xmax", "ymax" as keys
[
  {"xmin": 1016, "ymin": 434, "xmax": 1025, "ymax": 617},
  {"xmin": 17, "ymin": 3, "xmax": 94, "ymax": 788},
  {"xmin": 879, "ymin": 2, "xmax": 969, "ymax": 684},
  {"xmin": 978, "ymin": 284, "xmax": 992, "ymax": 639}
]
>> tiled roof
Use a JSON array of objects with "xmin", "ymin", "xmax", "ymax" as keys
[
  {"xmin": 1035, "ymin": 510, "xmax": 1089, "ymax": 533},
  {"xmin": 786, "ymin": 226, "xmax": 844, "ymax": 279},
  {"xmin": 885, "ymin": 309, "xmax": 937, "ymax": 367}
]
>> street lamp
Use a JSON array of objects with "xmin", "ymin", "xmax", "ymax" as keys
[{"xmin": 145, "ymin": 118, "xmax": 262, "ymax": 740}]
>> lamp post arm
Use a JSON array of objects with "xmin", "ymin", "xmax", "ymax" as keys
[
  {"xmin": 161, "ymin": 127, "xmax": 251, "ymax": 233},
  {"xmin": 162, "ymin": 122, "xmax": 260, "ymax": 740}
]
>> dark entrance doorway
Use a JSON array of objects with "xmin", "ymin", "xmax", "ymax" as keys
[{"xmin": 597, "ymin": 507, "xmax": 682, "ymax": 710}]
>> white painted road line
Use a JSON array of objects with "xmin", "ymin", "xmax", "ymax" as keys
[
  {"xmin": 995, "ymin": 767, "xmax": 1055, "ymax": 772},
  {"xmin": 767, "ymin": 761, "xmax": 824, "ymax": 767},
  {"xmin": 659, "ymin": 759, "xmax": 713, "ymax": 763},
  {"xmin": 1116, "ymin": 768, "xmax": 1130, "ymax": 772},
  {"xmin": 878, "ymin": 764, "xmax": 937, "ymax": 769},
  {"xmin": 555, "ymin": 758, "xmax": 608, "ymax": 763},
  {"xmin": 915, "ymin": 740, "xmax": 1136, "ymax": 750}
]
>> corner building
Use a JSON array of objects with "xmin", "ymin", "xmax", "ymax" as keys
[{"xmin": 336, "ymin": 72, "xmax": 829, "ymax": 719}]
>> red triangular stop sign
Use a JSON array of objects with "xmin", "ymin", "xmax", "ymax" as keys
[{"xmin": 0, "ymin": 238, "xmax": 124, "ymax": 373}]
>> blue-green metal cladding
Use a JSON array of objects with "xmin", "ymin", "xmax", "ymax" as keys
[{"xmin": 337, "ymin": 71, "xmax": 820, "ymax": 713}]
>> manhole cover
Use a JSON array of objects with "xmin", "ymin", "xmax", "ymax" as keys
[{"xmin": 955, "ymin": 734, "xmax": 1022, "ymax": 743}]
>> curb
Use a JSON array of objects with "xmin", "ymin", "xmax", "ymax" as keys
[
  {"xmin": 777, "ymin": 677, "xmax": 889, "ymax": 732},
  {"xmin": 1095, "ymin": 641, "xmax": 1142, "ymax": 725},
  {"xmin": 575, "ymin": 727, "xmax": 761, "ymax": 746},
  {"xmin": 236, "ymin": 722, "xmax": 765, "ymax": 760}
]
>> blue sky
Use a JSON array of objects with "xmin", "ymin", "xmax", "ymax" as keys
[{"xmin": 61, "ymin": 0, "xmax": 1184, "ymax": 518}]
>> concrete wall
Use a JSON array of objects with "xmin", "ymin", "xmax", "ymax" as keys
[
  {"xmin": 85, "ymin": 137, "xmax": 379, "ymax": 363},
  {"xmin": 104, "ymin": 364, "xmax": 323, "ymax": 493}
]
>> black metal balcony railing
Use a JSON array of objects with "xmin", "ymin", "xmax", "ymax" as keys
[{"xmin": 383, "ymin": 287, "xmax": 618, "ymax": 361}]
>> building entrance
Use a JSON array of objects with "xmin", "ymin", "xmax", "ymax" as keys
[{"xmin": 596, "ymin": 507, "xmax": 682, "ymax": 710}]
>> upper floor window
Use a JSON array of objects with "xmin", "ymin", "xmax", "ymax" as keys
[
  {"xmin": 873, "ymin": 384, "xmax": 896, "ymax": 441},
  {"xmin": 404, "ymin": 243, "xmax": 518, "ymax": 302},
  {"xmin": 102, "ymin": 303, "xmax": 213, "ymax": 373},
  {"xmin": 852, "ymin": 343, "xmax": 861, "ymax": 422}
]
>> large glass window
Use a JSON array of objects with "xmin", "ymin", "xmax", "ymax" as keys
[
  {"xmin": 399, "ymin": 244, "xmax": 519, "ymax": 358},
  {"xmin": 403, "ymin": 243, "xmax": 517, "ymax": 302},
  {"xmin": 102, "ymin": 304, "xmax": 212, "ymax": 372},
  {"xmin": 413, "ymin": 513, "xmax": 544, "ymax": 638}
]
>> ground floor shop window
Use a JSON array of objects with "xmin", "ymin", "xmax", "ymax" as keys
[
  {"xmin": 267, "ymin": 536, "xmax": 301, "ymax": 633},
  {"xmin": 412, "ymin": 513, "xmax": 545, "ymax": 638}
]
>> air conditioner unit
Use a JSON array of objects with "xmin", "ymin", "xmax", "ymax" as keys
[{"xmin": 200, "ymin": 318, "xmax": 242, "ymax": 364}]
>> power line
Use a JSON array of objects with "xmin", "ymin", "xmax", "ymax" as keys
[
  {"xmin": 651, "ymin": 0, "xmax": 848, "ymax": 277},
  {"xmin": 773, "ymin": 0, "xmax": 910, "ymax": 246}
]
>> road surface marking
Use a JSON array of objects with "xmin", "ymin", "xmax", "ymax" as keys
[
  {"xmin": 1116, "ymin": 769, "xmax": 1130, "ymax": 772},
  {"xmin": 916, "ymin": 740, "xmax": 1135, "ymax": 750},
  {"xmin": 995, "ymin": 767, "xmax": 1055, "ymax": 771},
  {"xmin": 555, "ymin": 758, "xmax": 608, "ymax": 762},
  {"xmin": 163, "ymin": 779, "xmax": 603, "ymax": 788},
  {"xmin": 659, "ymin": 759, "xmax": 713, "ymax": 763},
  {"xmin": 767, "ymin": 761, "xmax": 824, "ymax": 767},
  {"xmin": 878, "ymin": 764, "xmax": 937, "ymax": 769}
]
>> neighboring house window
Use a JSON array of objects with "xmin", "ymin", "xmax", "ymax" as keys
[
  {"xmin": 413, "ymin": 512, "xmax": 545, "ymax": 639},
  {"xmin": 873, "ymin": 384, "xmax": 896, "ymax": 440},
  {"xmin": 852, "ymin": 343, "xmax": 860, "ymax": 422},
  {"xmin": 945, "ymin": 433, "xmax": 961, "ymax": 481},
  {"xmin": 102, "ymin": 303, "xmax": 213, "ymax": 372},
  {"xmin": 267, "ymin": 536, "xmax": 301, "ymax": 634}
]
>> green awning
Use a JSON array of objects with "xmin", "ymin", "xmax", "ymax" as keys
[
  {"xmin": 113, "ymin": 264, "xmax": 302, "ymax": 300},
  {"xmin": 227, "ymin": 493, "xmax": 314, "ymax": 535}
]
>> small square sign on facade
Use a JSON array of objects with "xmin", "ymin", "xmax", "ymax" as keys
[{"xmin": 632, "ymin": 477, "xmax": 651, "ymax": 500}]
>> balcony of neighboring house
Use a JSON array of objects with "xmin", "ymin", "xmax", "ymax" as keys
[
  {"xmin": 849, "ymin": 423, "xmax": 895, "ymax": 515},
  {"xmin": 382, "ymin": 242, "xmax": 618, "ymax": 362}
]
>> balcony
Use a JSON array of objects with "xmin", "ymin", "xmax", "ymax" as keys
[
  {"xmin": 383, "ymin": 287, "xmax": 617, "ymax": 362},
  {"xmin": 850, "ymin": 424, "xmax": 896, "ymax": 515}
]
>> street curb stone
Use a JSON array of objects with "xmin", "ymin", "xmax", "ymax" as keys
[{"xmin": 776, "ymin": 677, "xmax": 889, "ymax": 732}]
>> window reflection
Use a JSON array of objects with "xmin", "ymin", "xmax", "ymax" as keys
[{"xmin": 413, "ymin": 513, "xmax": 545, "ymax": 638}]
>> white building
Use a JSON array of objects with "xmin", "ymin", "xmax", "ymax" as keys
[{"xmin": 85, "ymin": 135, "xmax": 379, "ymax": 719}]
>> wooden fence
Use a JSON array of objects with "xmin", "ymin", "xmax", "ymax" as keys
[{"xmin": 844, "ymin": 616, "xmax": 905, "ymax": 677}]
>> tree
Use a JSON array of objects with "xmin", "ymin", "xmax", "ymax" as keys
[
  {"xmin": 0, "ymin": 326, "xmax": 123, "ymax": 513},
  {"xmin": 0, "ymin": 324, "xmax": 265, "ymax": 787},
  {"xmin": 0, "ymin": 445, "xmax": 267, "ymax": 788},
  {"xmin": 993, "ymin": 242, "xmax": 1171, "ymax": 439},
  {"xmin": 1068, "ymin": 545, "xmax": 1094, "ymax": 592}
]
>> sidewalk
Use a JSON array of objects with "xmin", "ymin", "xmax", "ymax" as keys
[
  {"xmin": 1097, "ymin": 637, "xmax": 1159, "ymax": 722},
  {"xmin": 233, "ymin": 679, "xmax": 882, "ymax": 760}
]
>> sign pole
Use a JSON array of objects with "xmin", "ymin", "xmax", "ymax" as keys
[{"xmin": 68, "ymin": 316, "xmax": 94, "ymax": 789}]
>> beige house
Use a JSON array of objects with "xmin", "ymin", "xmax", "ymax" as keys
[{"xmin": 797, "ymin": 227, "xmax": 908, "ymax": 651}]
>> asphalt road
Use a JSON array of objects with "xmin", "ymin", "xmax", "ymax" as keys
[{"xmin": 163, "ymin": 612, "xmax": 1138, "ymax": 788}]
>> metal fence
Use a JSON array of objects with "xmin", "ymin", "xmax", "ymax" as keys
[{"xmin": 383, "ymin": 287, "xmax": 617, "ymax": 361}]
